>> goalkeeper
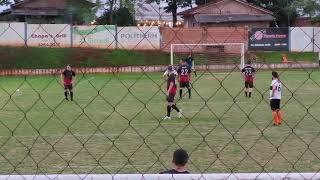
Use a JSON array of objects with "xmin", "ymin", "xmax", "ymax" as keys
[{"xmin": 186, "ymin": 53, "xmax": 197, "ymax": 77}]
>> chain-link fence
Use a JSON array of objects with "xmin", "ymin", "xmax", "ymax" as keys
[{"xmin": 0, "ymin": 0, "xmax": 320, "ymax": 179}]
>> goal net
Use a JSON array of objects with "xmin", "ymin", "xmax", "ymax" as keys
[{"xmin": 170, "ymin": 43, "xmax": 245, "ymax": 69}]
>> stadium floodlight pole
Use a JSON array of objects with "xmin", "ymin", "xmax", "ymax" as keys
[{"xmin": 171, "ymin": 43, "xmax": 245, "ymax": 68}]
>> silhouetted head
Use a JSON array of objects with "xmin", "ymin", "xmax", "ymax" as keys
[{"xmin": 172, "ymin": 149, "xmax": 189, "ymax": 167}]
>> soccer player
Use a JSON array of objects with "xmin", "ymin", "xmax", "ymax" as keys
[
  {"xmin": 186, "ymin": 53, "xmax": 197, "ymax": 77},
  {"xmin": 163, "ymin": 65, "xmax": 177, "ymax": 79},
  {"xmin": 163, "ymin": 65, "xmax": 182, "ymax": 120},
  {"xmin": 160, "ymin": 149, "xmax": 190, "ymax": 174},
  {"xmin": 241, "ymin": 61, "xmax": 256, "ymax": 98},
  {"xmin": 270, "ymin": 71, "xmax": 282, "ymax": 126},
  {"xmin": 61, "ymin": 65, "xmax": 76, "ymax": 101},
  {"xmin": 177, "ymin": 59, "xmax": 192, "ymax": 99}
]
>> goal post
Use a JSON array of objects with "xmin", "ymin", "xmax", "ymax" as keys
[{"xmin": 170, "ymin": 43, "xmax": 245, "ymax": 69}]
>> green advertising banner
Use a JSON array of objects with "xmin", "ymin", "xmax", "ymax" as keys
[{"xmin": 72, "ymin": 25, "xmax": 116, "ymax": 49}]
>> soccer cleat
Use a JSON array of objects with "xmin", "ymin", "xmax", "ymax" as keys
[
  {"xmin": 162, "ymin": 116, "xmax": 171, "ymax": 120},
  {"xmin": 177, "ymin": 110, "xmax": 182, "ymax": 118},
  {"xmin": 65, "ymin": 98, "xmax": 69, "ymax": 101}
]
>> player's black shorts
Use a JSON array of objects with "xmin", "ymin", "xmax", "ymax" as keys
[
  {"xmin": 270, "ymin": 99, "xmax": 280, "ymax": 111},
  {"xmin": 167, "ymin": 93, "xmax": 176, "ymax": 103},
  {"xmin": 180, "ymin": 82, "xmax": 190, "ymax": 88},
  {"xmin": 245, "ymin": 81, "xmax": 254, "ymax": 88},
  {"xmin": 64, "ymin": 84, "xmax": 73, "ymax": 90}
]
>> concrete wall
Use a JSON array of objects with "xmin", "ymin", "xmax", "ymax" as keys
[{"xmin": 290, "ymin": 27, "xmax": 320, "ymax": 52}]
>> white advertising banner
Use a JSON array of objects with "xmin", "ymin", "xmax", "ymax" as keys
[
  {"xmin": 72, "ymin": 25, "xmax": 116, "ymax": 49},
  {"xmin": 117, "ymin": 26, "xmax": 160, "ymax": 50},
  {"xmin": 0, "ymin": 22, "xmax": 25, "ymax": 46},
  {"xmin": 290, "ymin": 27, "xmax": 314, "ymax": 52},
  {"xmin": 27, "ymin": 24, "xmax": 71, "ymax": 48},
  {"xmin": 314, "ymin": 27, "xmax": 320, "ymax": 52}
]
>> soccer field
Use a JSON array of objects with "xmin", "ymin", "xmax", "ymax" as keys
[{"xmin": 0, "ymin": 70, "xmax": 320, "ymax": 174}]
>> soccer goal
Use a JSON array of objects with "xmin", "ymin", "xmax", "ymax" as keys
[{"xmin": 170, "ymin": 43, "xmax": 245, "ymax": 69}]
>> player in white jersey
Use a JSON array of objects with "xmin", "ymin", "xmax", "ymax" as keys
[{"xmin": 270, "ymin": 71, "xmax": 282, "ymax": 126}]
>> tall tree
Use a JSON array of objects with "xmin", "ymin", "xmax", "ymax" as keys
[
  {"xmin": 97, "ymin": 0, "xmax": 135, "ymax": 25},
  {"xmin": 145, "ymin": 0, "xmax": 193, "ymax": 27},
  {"xmin": 67, "ymin": 0, "xmax": 100, "ymax": 24},
  {"xmin": 246, "ymin": 0, "xmax": 295, "ymax": 26},
  {"xmin": 294, "ymin": 0, "xmax": 320, "ymax": 20},
  {"xmin": 245, "ymin": 0, "xmax": 319, "ymax": 26}
]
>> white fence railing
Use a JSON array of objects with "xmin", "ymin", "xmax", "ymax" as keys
[
  {"xmin": 0, "ymin": 23, "xmax": 161, "ymax": 50},
  {"xmin": 1, "ymin": 173, "xmax": 320, "ymax": 180},
  {"xmin": 0, "ymin": 23, "xmax": 319, "ymax": 52}
]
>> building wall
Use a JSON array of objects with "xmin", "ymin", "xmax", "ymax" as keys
[
  {"xmin": 184, "ymin": 16, "xmax": 199, "ymax": 27},
  {"xmin": 183, "ymin": 16, "xmax": 270, "ymax": 28},
  {"xmin": 203, "ymin": 22, "xmax": 269, "ymax": 28}
]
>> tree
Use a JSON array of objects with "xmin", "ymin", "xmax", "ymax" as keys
[
  {"xmin": 294, "ymin": 0, "xmax": 320, "ymax": 20},
  {"xmin": 97, "ymin": 0, "xmax": 135, "ymax": 25},
  {"xmin": 247, "ymin": 0, "xmax": 320, "ymax": 26},
  {"xmin": 67, "ymin": 0, "xmax": 101, "ymax": 24},
  {"xmin": 246, "ymin": 0, "xmax": 298, "ymax": 27},
  {"xmin": 145, "ymin": 0, "xmax": 206, "ymax": 27},
  {"xmin": 96, "ymin": 7, "xmax": 135, "ymax": 25}
]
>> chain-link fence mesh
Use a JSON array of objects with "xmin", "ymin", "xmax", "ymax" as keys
[{"xmin": 0, "ymin": 0, "xmax": 320, "ymax": 179}]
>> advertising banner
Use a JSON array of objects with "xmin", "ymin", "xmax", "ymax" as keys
[
  {"xmin": 117, "ymin": 27, "xmax": 160, "ymax": 50},
  {"xmin": 249, "ymin": 28, "xmax": 289, "ymax": 51},
  {"xmin": 0, "ymin": 22, "xmax": 25, "ymax": 46},
  {"xmin": 27, "ymin": 24, "xmax": 71, "ymax": 47},
  {"xmin": 72, "ymin": 25, "xmax": 116, "ymax": 49}
]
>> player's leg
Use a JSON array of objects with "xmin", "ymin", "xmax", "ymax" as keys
[
  {"xmin": 193, "ymin": 68, "xmax": 197, "ymax": 77},
  {"xmin": 164, "ymin": 95, "xmax": 174, "ymax": 120},
  {"xmin": 272, "ymin": 111, "xmax": 278, "ymax": 125},
  {"xmin": 248, "ymin": 81, "xmax": 253, "ymax": 98},
  {"xmin": 270, "ymin": 100, "xmax": 278, "ymax": 125},
  {"xmin": 244, "ymin": 82, "xmax": 249, "ymax": 97},
  {"xmin": 64, "ymin": 85, "xmax": 69, "ymax": 100},
  {"xmin": 165, "ymin": 94, "xmax": 182, "ymax": 119},
  {"xmin": 187, "ymin": 82, "xmax": 191, "ymax": 99},
  {"xmin": 179, "ymin": 82, "xmax": 184, "ymax": 98},
  {"xmin": 277, "ymin": 110, "xmax": 282, "ymax": 125},
  {"xmin": 276, "ymin": 100, "xmax": 282, "ymax": 125},
  {"xmin": 69, "ymin": 84, "xmax": 74, "ymax": 101}
]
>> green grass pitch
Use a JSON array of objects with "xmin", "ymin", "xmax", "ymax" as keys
[{"xmin": 0, "ymin": 70, "xmax": 320, "ymax": 174}]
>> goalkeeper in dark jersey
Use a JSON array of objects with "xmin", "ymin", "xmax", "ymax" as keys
[
  {"xmin": 186, "ymin": 53, "xmax": 197, "ymax": 77},
  {"xmin": 61, "ymin": 65, "xmax": 76, "ymax": 101}
]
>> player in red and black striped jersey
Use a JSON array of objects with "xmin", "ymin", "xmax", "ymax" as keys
[
  {"xmin": 241, "ymin": 61, "xmax": 256, "ymax": 98},
  {"xmin": 61, "ymin": 65, "xmax": 76, "ymax": 101},
  {"xmin": 163, "ymin": 65, "xmax": 182, "ymax": 120},
  {"xmin": 177, "ymin": 59, "xmax": 192, "ymax": 99}
]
